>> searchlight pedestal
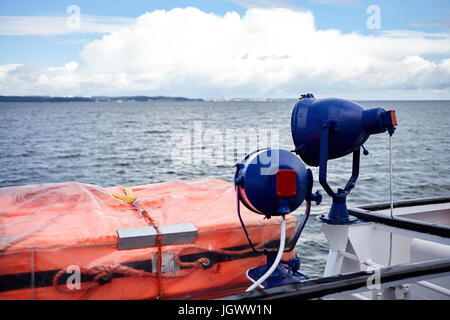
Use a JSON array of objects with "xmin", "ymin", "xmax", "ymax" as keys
[{"xmin": 291, "ymin": 94, "xmax": 397, "ymax": 225}]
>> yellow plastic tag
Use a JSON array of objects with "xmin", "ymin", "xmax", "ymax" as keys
[{"xmin": 111, "ymin": 187, "xmax": 136, "ymax": 204}]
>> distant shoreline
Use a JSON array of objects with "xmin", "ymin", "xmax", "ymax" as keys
[
  {"xmin": 0, "ymin": 96, "xmax": 205, "ymax": 103},
  {"xmin": 0, "ymin": 96, "xmax": 299, "ymax": 103},
  {"xmin": 0, "ymin": 96, "xmax": 448, "ymax": 103}
]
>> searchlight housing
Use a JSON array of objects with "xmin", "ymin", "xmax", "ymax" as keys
[{"xmin": 291, "ymin": 94, "xmax": 397, "ymax": 224}]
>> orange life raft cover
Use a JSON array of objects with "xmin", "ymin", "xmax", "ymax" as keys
[{"xmin": 0, "ymin": 178, "xmax": 296, "ymax": 300}]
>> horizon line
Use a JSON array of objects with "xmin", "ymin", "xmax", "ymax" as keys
[{"xmin": 0, "ymin": 95, "xmax": 449, "ymax": 102}]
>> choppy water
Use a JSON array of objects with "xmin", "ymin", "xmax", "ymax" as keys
[{"xmin": 1, "ymin": 100, "xmax": 449, "ymax": 278}]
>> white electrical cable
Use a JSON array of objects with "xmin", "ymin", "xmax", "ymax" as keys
[
  {"xmin": 388, "ymin": 134, "xmax": 394, "ymax": 266},
  {"xmin": 246, "ymin": 215, "xmax": 286, "ymax": 292},
  {"xmin": 389, "ymin": 134, "xmax": 394, "ymax": 219}
]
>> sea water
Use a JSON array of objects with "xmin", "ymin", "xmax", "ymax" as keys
[{"xmin": 1, "ymin": 100, "xmax": 449, "ymax": 278}]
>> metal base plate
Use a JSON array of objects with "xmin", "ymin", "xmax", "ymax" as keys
[
  {"xmin": 318, "ymin": 215, "xmax": 358, "ymax": 225},
  {"xmin": 246, "ymin": 264, "xmax": 309, "ymax": 289}
]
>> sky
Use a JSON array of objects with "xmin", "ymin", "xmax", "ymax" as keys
[{"xmin": 0, "ymin": 0, "xmax": 449, "ymax": 99}]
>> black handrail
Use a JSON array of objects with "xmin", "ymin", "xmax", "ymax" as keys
[
  {"xmin": 217, "ymin": 257, "xmax": 450, "ymax": 300},
  {"xmin": 357, "ymin": 196, "xmax": 450, "ymax": 211},
  {"xmin": 348, "ymin": 197, "xmax": 450, "ymax": 238}
]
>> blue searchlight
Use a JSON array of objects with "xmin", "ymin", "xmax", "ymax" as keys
[
  {"xmin": 234, "ymin": 149, "xmax": 321, "ymax": 290},
  {"xmin": 291, "ymin": 94, "xmax": 397, "ymax": 225},
  {"xmin": 234, "ymin": 149, "xmax": 310, "ymax": 218}
]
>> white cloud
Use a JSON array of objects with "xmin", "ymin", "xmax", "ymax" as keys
[
  {"xmin": 311, "ymin": 0, "xmax": 360, "ymax": 4},
  {"xmin": 0, "ymin": 64, "xmax": 22, "ymax": 79},
  {"xmin": 0, "ymin": 15, "xmax": 135, "ymax": 35},
  {"xmin": 0, "ymin": 7, "xmax": 449, "ymax": 98},
  {"xmin": 412, "ymin": 17, "xmax": 450, "ymax": 30},
  {"xmin": 48, "ymin": 61, "xmax": 79, "ymax": 72},
  {"xmin": 231, "ymin": 0, "xmax": 302, "ymax": 10}
]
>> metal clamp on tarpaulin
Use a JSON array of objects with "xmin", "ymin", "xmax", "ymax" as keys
[{"xmin": 117, "ymin": 224, "xmax": 197, "ymax": 250}]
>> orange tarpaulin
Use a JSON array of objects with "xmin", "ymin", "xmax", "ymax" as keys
[{"xmin": 0, "ymin": 178, "xmax": 296, "ymax": 300}]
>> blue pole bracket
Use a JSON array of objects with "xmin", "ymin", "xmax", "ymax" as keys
[{"xmin": 318, "ymin": 120, "xmax": 358, "ymax": 225}]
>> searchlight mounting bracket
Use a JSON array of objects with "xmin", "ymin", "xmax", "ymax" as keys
[{"xmin": 318, "ymin": 120, "xmax": 360, "ymax": 225}]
